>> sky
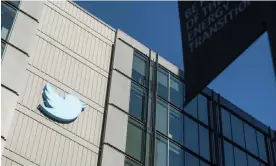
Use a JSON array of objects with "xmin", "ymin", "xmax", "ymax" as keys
[{"xmin": 75, "ymin": 1, "xmax": 276, "ymax": 129}]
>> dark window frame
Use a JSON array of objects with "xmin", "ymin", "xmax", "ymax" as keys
[{"xmin": 220, "ymin": 106, "xmax": 269, "ymax": 164}]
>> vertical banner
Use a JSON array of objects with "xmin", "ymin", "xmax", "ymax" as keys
[{"xmin": 178, "ymin": 1, "xmax": 268, "ymax": 105}]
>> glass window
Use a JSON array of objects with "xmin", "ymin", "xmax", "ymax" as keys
[
  {"xmin": 9, "ymin": 1, "xmax": 20, "ymax": 8},
  {"xmin": 125, "ymin": 119, "xmax": 145, "ymax": 161},
  {"xmin": 224, "ymin": 141, "xmax": 234, "ymax": 166},
  {"xmin": 198, "ymin": 94, "xmax": 208, "ymax": 125},
  {"xmin": 221, "ymin": 108, "xmax": 232, "ymax": 139},
  {"xmin": 170, "ymin": 76, "xmax": 184, "ymax": 109},
  {"xmin": 184, "ymin": 116, "xmax": 198, "ymax": 153},
  {"xmin": 1, "ymin": 41, "xmax": 6, "ymax": 57},
  {"xmin": 247, "ymin": 155, "xmax": 260, "ymax": 166},
  {"xmin": 200, "ymin": 161, "xmax": 210, "ymax": 166},
  {"xmin": 156, "ymin": 99, "xmax": 168, "ymax": 135},
  {"xmin": 257, "ymin": 131, "xmax": 267, "ymax": 161},
  {"xmin": 234, "ymin": 147, "xmax": 247, "ymax": 166},
  {"xmin": 199, "ymin": 126, "xmax": 210, "ymax": 161},
  {"xmin": 125, "ymin": 158, "xmax": 140, "ymax": 166},
  {"xmin": 156, "ymin": 135, "xmax": 168, "ymax": 166},
  {"xmin": 184, "ymin": 96, "xmax": 197, "ymax": 119},
  {"xmin": 169, "ymin": 143, "xmax": 184, "ymax": 166},
  {"xmin": 158, "ymin": 68, "xmax": 169, "ymax": 100},
  {"xmin": 132, "ymin": 52, "xmax": 147, "ymax": 86},
  {"xmin": 129, "ymin": 83, "xmax": 146, "ymax": 121},
  {"xmin": 1, "ymin": 3, "xmax": 16, "ymax": 40},
  {"xmin": 169, "ymin": 107, "xmax": 183, "ymax": 144},
  {"xmin": 244, "ymin": 123, "xmax": 258, "ymax": 155},
  {"xmin": 185, "ymin": 152, "xmax": 199, "ymax": 166},
  {"xmin": 231, "ymin": 115, "xmax": 245, "ymax": 147}
]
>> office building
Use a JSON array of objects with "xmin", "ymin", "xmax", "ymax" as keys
[{"xmin": 1, "ymin": 1, "xmax": 276, "ymax": 166}]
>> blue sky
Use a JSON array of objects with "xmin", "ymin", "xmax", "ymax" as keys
[{"xmin": 76, "ymin": 1, "xmax": 276, "ymax": 129}]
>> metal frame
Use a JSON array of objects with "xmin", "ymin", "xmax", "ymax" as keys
[{"xmin": 99, "ymin": 34, "xmax": 275, "ymax": 166}]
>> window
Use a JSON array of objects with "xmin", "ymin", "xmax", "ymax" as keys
[
  {"xmin": 169, "ymin": 107, "xmax": 183, "ymax": 144},
  {"xmin": 224, "ymin": 141, "xmax": 234, "ymax": 166},
  {"xmin": 125, "ymin": 119, "xmax": 145, "ymax": 162},
  {"xmin": 247, "ymin": 155, "xmax": 261, "ymax": 166},
  {"xmin": 156, "ymin": 99, "xmax": 168, "ymax": 135},
  {"xmin": 169, "ymin": 143, "xmax": 184, "ymax": 166},
  {"xmin": 155, "ymin": 135, "xmax": 167, "ymax": 166},
  {"xmin": 256, "ymin": 131, "xmax": 267, "ymax": 162},
  {"xmin": 9, "ymin": 1, "xmax": 20, "ymax": 8},
  {"xmin": 1, "ymin": 3, "xmax": 17, "ymax": 40},
  {"xmin": 234, "ymin": 146, "xmax": 247, "ymax": 166},
  {"xmin": 132, "ymin": 52, "xmax": 147, "ymax": 86},
  {"xmin": 129, "ymin": 83, "xmax": 146, "ymax": 121},
  {"xmin": 170, "ymin": 75, "xmax": 184, "ymax": 109},
  {"xmin": 198, "ymin": 95, "xmax": 208, "ymax": 125},
  {"xmin": 231, "ymin": 115, "xmax": 245, "ymax": 148},
  {"xmin": 199, "ymin": 126, "xmax": 210, "ymax": 161},
  {"xmin": 184, "ymin": 96, "xmax": 197, "ymax": 118},
  {"xmin": 184, "ymin": 116, "xmax": 198, "ymax": 153},
  {"xmin": 185, "ymin": 152, "xmax": 199, "ymax": 166},
  {"xmin": 184, "ymin": 95, "xmax": 209, "ymax": 125},
  {"xmin": 1, "ymin": 41, "xmax": 6, "ymax": 57},
  {"xmin": 125, "ymin": 158, "xmax": 140, "ymax": 166},
  {"xmin": 157, "ymin": 68, "xmax": 169, "ymax": 100},
  {"xmin": 221, "ymin": 108, "xmax": 232, "ymax": 139},
  {"xmin": 244, "ymin": 123, "xmax": 258, "ymax": 155}
]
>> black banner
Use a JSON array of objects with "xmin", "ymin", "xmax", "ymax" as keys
[{"xmin": 178, "ymin": 1, "xmax": 276, "ymax": 105}]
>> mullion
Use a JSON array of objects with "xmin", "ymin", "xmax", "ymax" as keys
[
  {"xmin": 156, "ymin": 131, "xmax": 212, "ymax": 165},
  {"xmin": 157, "ymin": 95, "xmax": 210, "ymax": 132},
  {"xmin": 223, "ymin": 137, "xmax": 268, "ymax": 165},
  {"xmin": 220, "ymin": 105, "xmax": 268, "ymax": 138}
]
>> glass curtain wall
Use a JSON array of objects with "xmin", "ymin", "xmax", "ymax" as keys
[
  {"xmin": 1, "ymin": 1, "xmax": 20, "ymax": 58},
  {"xmin": 123, "ymin": 50, "xmax": 272, "ymax": 166}
]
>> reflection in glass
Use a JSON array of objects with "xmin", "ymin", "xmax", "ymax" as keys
[
  {"xmin": 244, "ymin": 123, "xmax": 258, "ymax": 155},
  {"xmin": 169, "ymin": 107, "xmax": 183, "ymax": 144},
  {"xmin": 125, "ymin": 119, "xmax": 144, "ymax": 161},
  {"xmin": 129, "ymin": 83, "xmax": 146, "ymax": 121},
  {"xmin": 184, "ymin": 116, "xmax": 198, "ymax": 153},
  {"xmin": 170, "ymin": 76, "xmax": 184, "ymax": 109},
  {"xmin": 169, "ymin": 143, "xmax": 184, "ymax": 166},
  {"xmin": 132, "ymin": 52, "xmax": 147, "ymax": 85},
  {"xmin": 1, "ymin": 3, "xmax": 16, "ymax": 40},
  {"xmin": 156, "ymin": 135, "xmax": 167, "ymax": 166},
  {"xmin": 231, "ymin": 115, "xmax": 245, "ymax": 147},
  {"xmin": 156, "ymin": 99, "xmax": 168, "ymax": 135},
  {"xmin": 221, "ymin": 108, "xmax": 232, "ymax": 139},
  {"xmin": 198, "ymin": 94, "xmax": 208, "ymax": 125},
  {"xmin": 158, "ymin": 68, "xmax": 169, "ymax": 100}
]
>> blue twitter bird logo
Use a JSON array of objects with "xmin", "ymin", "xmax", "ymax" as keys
[{"xmin": 39, "ymin": 83, "xmax": 85, "ymax": 123}]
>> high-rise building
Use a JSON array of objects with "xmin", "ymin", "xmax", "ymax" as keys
[{"xmin": 1, "ymin": 1, "xmax": 276, "ymax": 166}]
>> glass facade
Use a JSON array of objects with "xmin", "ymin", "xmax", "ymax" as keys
[
  {"xmin": 1, "ymin": 1, "xmax": 20, "ymax": 59},
  {"xmin": 1, "ymin": 2, "xmax": 18, "ymax": 40},
  {"xmin": 123, "ymin": 50, "xmax": 274, "ymax": 166}
]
